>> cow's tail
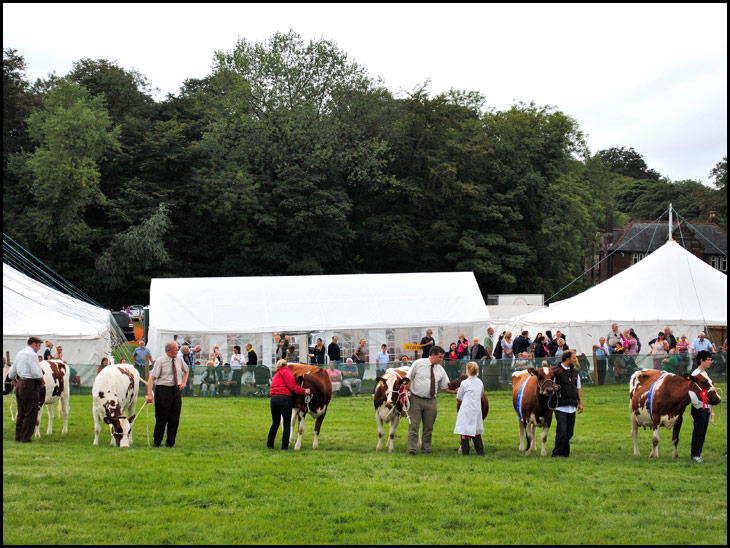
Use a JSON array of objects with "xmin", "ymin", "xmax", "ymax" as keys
[{"xmin": 138, "ymin": 378, "xmax": 148, "ymax": 386}]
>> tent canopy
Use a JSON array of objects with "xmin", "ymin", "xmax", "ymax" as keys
[
  {"xmin": 496, "ymin": 241, "xmax": 727, "ymax": 353},
  {"xmin": 148, "ymin": 271, "xmax": 491, "ymax": 357},
  {"xmin": 149, "ymin": 271, "xmax": 490, "ymax": 333},
  {"xmin": 3, "ymin": 263, "xmax": 114, "ymax": 365}
]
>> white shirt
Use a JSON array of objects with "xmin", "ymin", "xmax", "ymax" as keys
[
  {"xmin": 230, "ymin": 353, "xmax": 244, "ymax": 369},
  {"xmin": 150, "ymin": 354, "xmax": 189, "ymax": 387},
  {"xmin": 8, "ymin": 345, "xmax": 44, "ymax": 380},
  {"xmin": 406, "ymin": 357, "xmax": 449, "ymax": 398}
]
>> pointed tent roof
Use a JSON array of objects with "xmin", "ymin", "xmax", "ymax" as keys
[
  {"xmin": 3, "ymin": 263, "xmax": 113, "ymax": 337},
  {"xmin": 3, "ymin": 262, "xmax": 114, "ymax": 365},
  {"xmin": 515, "ymin": 240, "xmax": 726, "ymax": 327}
]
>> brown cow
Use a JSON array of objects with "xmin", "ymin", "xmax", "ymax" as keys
[
  {"xmin": 511, "ymin": 366, "xmax": 560, "ymax": 456},
  {"xmin": 374, "ymin": 367, "xmax": 411, "ymax": 452},
  {"xmin": 630, "ymin": 369, "xmax": 721, "ymax": 458},
  {"xmin": 287, "ymin": 364, "xmax": 332, "ymax": 450}
]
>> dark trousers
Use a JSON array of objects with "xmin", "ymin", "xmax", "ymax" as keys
[
  {"xmin": 268, "ymin": 396, "xmax": 293, "ymax": 449},
  {"xmin": 596, "ymin": 358, "xmax": 607, "ymax": 385},
  {"xmin": 690, "ymin": 406, "xmax": 711, "ymax": 458},
  {"xmin": 154, "ymin": 385, "xmax": 182, "ymax": 447},
  {"xmin": 552, "ymin": 410, "xmax": 576, "ymax": 457},
  {"xmin": 15, "ymin": 378, "xmax": 41, "ymax": 443}
]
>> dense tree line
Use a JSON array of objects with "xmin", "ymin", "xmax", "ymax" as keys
[{"xmin": 3, "ymin": 32, "xmax": 726, "ymax": 307}]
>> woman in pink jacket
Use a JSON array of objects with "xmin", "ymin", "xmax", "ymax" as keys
[{"xmin": 267, "ymin": 359, "xmax": 309, "ymax": 450}]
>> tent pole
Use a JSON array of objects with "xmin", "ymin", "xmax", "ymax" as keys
[{"xmin": 668, "ymin": 203, "xmax": 673, "ymax": 241}]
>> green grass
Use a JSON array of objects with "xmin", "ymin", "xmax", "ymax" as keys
[{"xmin": 3, "ymin": 384, "xmax": 727, "ymax": 544}]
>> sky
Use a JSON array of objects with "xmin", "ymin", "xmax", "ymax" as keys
[{"xmin": 3, "ymin": 3, "xmax": 727, "ymax": 184}]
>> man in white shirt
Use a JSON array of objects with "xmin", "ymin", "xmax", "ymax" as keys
[
  {"xmin": 403, "ymin": 346, "xmax": 456, "ymax": 455},
  {"xmin": 146, "ymin": 341, "xmax": 189, "ymax": 448},
  {"xmin": 8, "ymin": 336, "xmax": 45, "ymax": 442}
]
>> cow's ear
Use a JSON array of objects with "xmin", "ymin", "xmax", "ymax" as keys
[
  {"xmin": 128, "ymin": 414, "xmax": 137, "ymax": 423},
  {"xmin": 683, "ymin": 374, "xmax": 692, "ymax": 381},
  {"xmin": 398, "ymin": 377, "xmax": 409, "ymax": 386},
  {"xmin": 375, "ymin": 377, "xmax": 384, "ymax": 385},
  {"xmin": 103, "ymin": 416, "xmax": 112, "ymax": 424},
  {"xmin": 527, "ymin": 367, "xmax": 538, "ymax": 377}
]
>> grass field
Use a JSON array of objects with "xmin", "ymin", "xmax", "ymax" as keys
[{"xmin": 3, "ymin": 384, "xmax": 727, "ymax": 545}]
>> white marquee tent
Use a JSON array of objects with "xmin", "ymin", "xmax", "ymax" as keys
[
  {"xmin": 495, "ymin": 240, "xmax": 727, "ymax": 354},
  {"xmin": 147, "ymin": 271, "xmax": 491, "ymax": 365},
  {"xmin": 3, "ymin": 263, "xmax": 115, "ymax": 374}
]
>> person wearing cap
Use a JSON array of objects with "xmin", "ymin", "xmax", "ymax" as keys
[{"xmin": 7, "ymin": 337, "xmax": 45, "ymax": 442}]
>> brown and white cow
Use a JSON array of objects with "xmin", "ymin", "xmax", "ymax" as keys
[
  {"xmin": 92, "ymin": 364, "xmax": 141, "ymax": 448},
  {"xmin": 630, "ymin": 369, "xmax": 721, "ymax": 458},
  {"xmin": 374, "ymin": 367, "xmax": 411, "ymax": 452},
  {"xmin": 512, "ymin": 366, "xmax": 560, "ymax": 456},
  {"xmin": 35, "ymin": 359, "xmax": 70, "ymax": 438},
  {"xmin": 287, "ymin": 364, "xmax": 332, "ymax": 450}
]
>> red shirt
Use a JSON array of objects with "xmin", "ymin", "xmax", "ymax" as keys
[{"xmin": 270, "ymin": 366, "xmax": 308, "ymax": 397}]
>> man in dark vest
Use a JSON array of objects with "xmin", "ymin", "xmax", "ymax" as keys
[{"xmin": 551, "ymin": 350, "xmax": 583, "ymax": 457}]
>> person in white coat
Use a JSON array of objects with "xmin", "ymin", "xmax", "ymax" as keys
[{"xmin": 454, "ymin": 361, "xmax": 485, "ymax": 456}]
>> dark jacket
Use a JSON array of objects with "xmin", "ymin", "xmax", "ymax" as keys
[{"xmin": 552, "ymin": 365, "xmax": 579, "ymax": 408}]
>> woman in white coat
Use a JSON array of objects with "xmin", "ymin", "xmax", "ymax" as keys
[{"xmin": 454, "ymin": 361, "xmax": 485, "ymax": 456}]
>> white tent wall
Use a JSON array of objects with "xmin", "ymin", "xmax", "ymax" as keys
[
  {"xmin": 3, "ymin": 263, "xmax": 115, "ymax": 369},
  {"xmin": 492, "ymin": 241, "xmax": 727, "ymax": 357},
  {"xmin": 148, "ymin": 272, "xmax": 491, "ymax": 370}
]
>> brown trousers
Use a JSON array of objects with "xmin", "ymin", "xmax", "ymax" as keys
[{"xmin": 15, "ymin": 378, "xmax": 41, "ymax": 442}]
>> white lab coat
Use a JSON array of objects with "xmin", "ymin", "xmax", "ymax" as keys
[{"xmin": 453, "ymin": 375, "xmax": 485, "ymax": 436}]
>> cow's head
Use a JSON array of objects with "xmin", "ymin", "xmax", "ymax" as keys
[
  {"xmin": 2, "ymin": 366, "xmax": 14, "ymax": 396},
  {"xmin": 687, "ymin": 371, "xmax": 722, "ymax": 407},
  {"xmin": 103, "ymin": 400, "xmax": 135, "ymax": 448},
  {"xmin": 375, "ymin": 374, "xmax": 408, "ymax": 409},
  {"xmin": 528, "ymin": 366, "xmax": 560, "ymax": 397},
  {"xmin": 447, "ymin": 375, "xmax": 468, "ymax": 392}
]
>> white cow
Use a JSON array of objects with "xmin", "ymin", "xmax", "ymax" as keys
[
  {"xmin": 92, "ymin": 364, "xmax": 141, "ymax": 448},
  {"xmin": 35, "ymin": 360, "xmax": 71, "ymax": 438},
  {"xmin": 374, "ymin": 367, "xmax": 413, "ymax": 452}
]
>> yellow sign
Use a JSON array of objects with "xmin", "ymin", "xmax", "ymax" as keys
[{"xmin": 403, "ymin": 343, "xmax": 422, "ymax": 351}]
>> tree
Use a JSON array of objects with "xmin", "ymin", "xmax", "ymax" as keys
[
  {"xmin": 24, "ymin": 79, "xmax": 120, "ymax": 246},
  {"xmin": 710, "ymin": 157, "xmax": 727, "ymax": 226},
  {"xmin": 595, "ymin": 146, "xmax": 661, "ymax": 181},
  {"xmin": 95, "ymin": 203, "xmax": 172, "ymax": 298}
]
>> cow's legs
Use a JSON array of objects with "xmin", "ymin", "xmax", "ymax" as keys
[
  {"xmin": 61, "ymin": 397, "xmax": 70, "ymax": 435},
  {"xmin": 388, "ymin": 415, "xmax": 400, "ymax": 453},
  {"xmin": 93, "ymin": 408, "xmax": 101, "ymax": 445},
  {"xmin": 518, "ymin": 420, "xmax": 526, "ymax": 453},
  {"xmin": 46, "ymin": 402, "xmax": 55, "ymax": 435},
  {"xmin": 376, "ymin": 413, "xmax": 385, "ymax": 451},
  {"xmin": 649, "ymin": 427, "xmax": 660, "ymax": 458},
  {"xmin": 671, "ymin": 414, "xmax": 683, "ymax": 459},
  {"xmin": 294, "ymin": 410, "xmax": 306, "ymax": 451},
  {"xmin": 312, "ymin": 409, "xmax": 327, "ymax": 449},
  {"xmin": 540, "ymin": 423, "xmax": 550, "ymax": 457},
  {"xmin": 631, "ymin": 412, "xmax": 640, "ymax": 456},
  {"xmin": 525, "ymin": 422, "xmax": 535, "ymax": 456}
]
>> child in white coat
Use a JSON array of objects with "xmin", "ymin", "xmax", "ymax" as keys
[{"xmin": 454, "ymin": 361, "xmax": 485, "ymax": 456}]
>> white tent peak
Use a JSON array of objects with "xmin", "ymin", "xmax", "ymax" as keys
[{"xmin": 497, "ymin": 240, "xmax": 726, "ymax": 353}]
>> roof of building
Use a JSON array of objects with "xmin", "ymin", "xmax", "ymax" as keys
[{"xmin": 610, "ymin": 220, "xmax": 727, "ymax": 255}]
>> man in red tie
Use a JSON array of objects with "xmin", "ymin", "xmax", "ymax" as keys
[
  {"xmin": 402, "ymin": 346, "xmax": 456, "ymax": 455},
  {"xmin": 147, "ymin": 341, "xmax": 189, "ymax": 448}
]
